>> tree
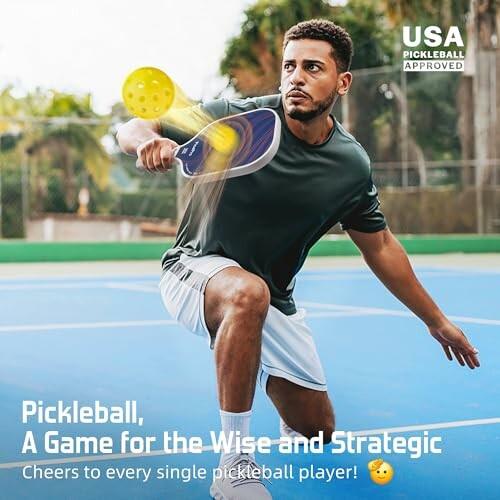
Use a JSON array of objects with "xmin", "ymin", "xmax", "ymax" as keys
[
  {"xmin": 0, "ymin": 86, "xmax": 115, "ymax": 237},
  {"xmin": 23, "ymin": 90, "xmax": 112, "ymax": 209},
  {"xmin": 383, "ymin": 0, "xmax": 469, "ymax": 26},
  {"xmin": 220, "ymin": 0, "xmax": 330, "ymax": 95},
  {"xmin": 220, "ymin": 0, "xmax": 395, "ymax": 96}
]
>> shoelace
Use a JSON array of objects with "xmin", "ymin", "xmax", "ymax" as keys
[{"xmin": 224, "ymin": 455, "xmax": 272, "ymax": 487}]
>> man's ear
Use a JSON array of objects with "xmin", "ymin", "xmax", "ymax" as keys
[{"xmin": 337, "ymin": 72, "xmax": 353, "ymax": 96}]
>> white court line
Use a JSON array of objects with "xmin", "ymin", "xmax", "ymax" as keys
[
  {"xmin": 307, "ymin": 311, "xmax": 377, "ymax": 319},
  {"xmin": 299, "ymin": 271, "xmax": 477, "ymax": 281},
  {"xmin": 300, "ymin": 301, "xmax": 500, "ymax": 326},
  {"xmin": 2, "ymin": 303, "xmax": 498, "ymax": 333},
  {"xmin": 300, "ymin": 274, "xmax": 372, "ymax": 281},
  {"xmin": 0, "ymin": 283, "xmax": 112, "ymax": 291},
  {"xmin": 0, "ymin": 319, "xmax": 176, "ymax": 333},
  {"xmin": 410, "ymin": 266, "xmax": 500, "ymax": 275},
  {"xmin": 0, "ymin": 281, "xmax": 157, "ymax": 291},
  {"xmin": 306, "ymin": 266, "xmax": 500, "ymax": 275},
  {"xmin": 0, "ymin": 268, "xmax": 497, "ymax": 290},
  {"xmin": 1, "ymin": 416, "xmax": 498, "ymax": 470},
  {"xmin": 105, "ymin": 283, "xmax": 158, "ymax": 293}
]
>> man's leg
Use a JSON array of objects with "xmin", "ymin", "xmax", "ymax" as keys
[
  {"xmin": 205, "ymin": 267, "xmax": 270, "ymax": 412},
  {"xmin": 255, "ymin": 303, "xmax": 334, "ymax": 443},
  {"xmin": 266, "ymin": 375, "xmax": 335, "ymax": 442},
  {"xmin": 204, "ymin": 267, "xmax": 272, "ymax": 499}
]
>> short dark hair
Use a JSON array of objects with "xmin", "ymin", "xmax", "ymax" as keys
[{"xmin": 283, "ymin": 19, "xmax": 353, "ymax": 72}]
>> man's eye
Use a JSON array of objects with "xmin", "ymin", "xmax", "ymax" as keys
[
  {"xmin": 308, "ymin": 64, "xmax": 319, "ymax": 71},
  {"xmin": 284, "ymin": 63, "xmax": 294, "ymax": 71}
]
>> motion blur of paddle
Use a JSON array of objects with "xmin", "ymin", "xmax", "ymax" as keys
[{"xmin": 121, "ymin": 67, "xmax": 280, "ymax": 182}]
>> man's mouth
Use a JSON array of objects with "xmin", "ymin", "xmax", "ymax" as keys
[{"xmin": 286, "ymin": 90, "xmax": 309, "ymax": 103}]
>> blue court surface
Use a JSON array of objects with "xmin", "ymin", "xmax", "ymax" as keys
[{"xmin": 0, "ymin": 261, "xmax": 499, "ymax": 499}]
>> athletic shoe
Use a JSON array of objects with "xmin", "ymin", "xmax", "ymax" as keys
[{"xmin": 210, "ymin": 453, "xmax": 272, "ymax": 499}]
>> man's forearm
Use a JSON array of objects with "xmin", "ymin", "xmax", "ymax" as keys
[
  {"xmin": 362, "ymin": 232, "xmax": 446, "ymax": 327},
  {"xmin": 116, "ymin": 118, "xmax": 162, "ymax": 155}
]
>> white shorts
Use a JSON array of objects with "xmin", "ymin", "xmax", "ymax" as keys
[{"xmin": 159, "ymin": 254, "xmax": 327, "ymax": 391}]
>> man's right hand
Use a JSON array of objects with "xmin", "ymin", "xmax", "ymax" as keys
[{"xmin": 136, "ymin": 137, "xmax": 180, "ymax": 172}]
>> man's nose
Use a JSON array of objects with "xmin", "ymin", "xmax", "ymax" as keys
[{"xmin": 290, "ymin": 66, "xmax": 306, "ymax": 86}]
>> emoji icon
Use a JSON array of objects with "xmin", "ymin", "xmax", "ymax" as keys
[{"xmin": 368, "ymin": 458, "xmax": 394, "ymax": 485}]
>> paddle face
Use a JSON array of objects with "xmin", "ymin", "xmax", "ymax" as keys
[
  {"xmin": 175, "ymin": 108, "xmax": 281, "ymax": 183},
  {"xmin": 122, "ymin": 67, "xmax": 174, "ymax": 119}
]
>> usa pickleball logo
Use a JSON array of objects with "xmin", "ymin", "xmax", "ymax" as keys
[{"xmin": 402, "ymin": 26, "xmax": 465, "ymax": 72}]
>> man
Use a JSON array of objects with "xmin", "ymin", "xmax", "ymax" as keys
[{"xmin": 117, "ymin": 19, "xmax": 480, "ymax": 500}]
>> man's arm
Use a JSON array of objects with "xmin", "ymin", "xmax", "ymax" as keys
[
  {"xmin": 116, "ymin": 118, "xmax": 178, "ymax": 172},
  {"xmin": 347, "ymin": 227, "xmax": 480, "ymax": 369}
]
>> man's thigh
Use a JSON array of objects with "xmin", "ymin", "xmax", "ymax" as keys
[{"xmin": 159, "ymin": 254, "xmax": 240, "ymax": 347}]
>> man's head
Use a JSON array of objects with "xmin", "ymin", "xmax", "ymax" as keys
[{"xmin": 281, "ymin": 19, "xmax": 353, "ymax": 121}]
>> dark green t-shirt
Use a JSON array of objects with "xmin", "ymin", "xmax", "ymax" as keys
[{"xmin": 161, "ymin": 95, "xmax": 386, "ymax": 315}]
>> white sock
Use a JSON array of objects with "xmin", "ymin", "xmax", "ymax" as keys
[{"xmin": 219, "ymin": 409, "xmax": 252, "ymax": 466}]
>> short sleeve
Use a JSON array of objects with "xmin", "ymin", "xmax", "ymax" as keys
[{"xmin": 340, "ymin": 175, "xmax": 387, "ymax": 233}]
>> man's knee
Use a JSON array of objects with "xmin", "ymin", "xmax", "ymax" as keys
[
  {"xmin": 227, "ymin": 275, "xmax": 271, "ymax": 320},
  {"xmin": 205, "ymin": 269, "xmax": 271, "ymax": 335}
]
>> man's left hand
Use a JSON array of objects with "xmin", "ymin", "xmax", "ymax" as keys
[{"xmin": 428, "ymin": 321, "xmax": 480, "ymax": 369}]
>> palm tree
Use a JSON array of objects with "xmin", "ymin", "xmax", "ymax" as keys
[
  {"xmin": 23, "ymin": 90, "xmax": 112, "ymax": 210},
  {"xmin": 220, "ymin": 0, "xmax": 333, "ymax": 96}
]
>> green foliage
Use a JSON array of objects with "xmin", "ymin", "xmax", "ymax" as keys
[
  {"xmin": 114, "ymin": 190, "xmax": 177, "ymax": 220},
  {"xmin": 337, "ymin": 0, "xmax": 396, "ymax": 69},
  {"xmin": 221, "ymin": 0, "xmax": 332, "ymax": 74},
  {"xmin": 220, "ymin": 0, "xmax": 395, "ymax": 94},
  {"xmin": 0, "ymin": 85, "xmax": 120, "ymax": 237},
  {"xmin": 407, "ymin": 72, "xmax": 462, "ymax": 160},
  {"xmin": 382, "ymin": 0, "xmax": 469, "ymax": 28},
  {"xmin": 26, "ymin": 92, "xmax": 112, "ymax": 192},
  {"xmin": 44, "ymin": 175, "xmax": 73, "ymax": 213},
  {"xmin": 0, "ymin": 166, "xmax": 24, "ymax": 238},
  {"xmin": 45, "ymin": 92, "xmax": 93, "ymax": 117},
  {"xmin": 220, "ymin": 0, "xmax": 335, "ymax": 94}
]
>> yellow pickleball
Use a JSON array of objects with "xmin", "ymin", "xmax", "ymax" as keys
[
  {"xmin": 207, "ymin": 123, "xmax": 239, "ymax": 155},
  {"xmin": 202, "ymin": 123, "xmax": 240, "ymax": 174},
  {"xmin": 122, "ymin": 67, "xmax": 175, "ymax": 119}
]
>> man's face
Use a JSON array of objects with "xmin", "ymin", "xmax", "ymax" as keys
[{"xmin": 281, "ymin": 39, "xmax": 349, "ymax": 121}]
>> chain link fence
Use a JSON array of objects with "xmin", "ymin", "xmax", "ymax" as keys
[
  {"xmin": 0, "ymin": 118, "xmax": 178, "ymax": 239},
  {"xmin": 340, "ymin": 65, "xmax": 500, "ymax": 234},
  {"xmin": 0, "ymin": 66, "xmax": 499, "ymax": 239}
]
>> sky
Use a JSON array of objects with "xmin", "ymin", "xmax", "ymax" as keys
[{"xmin": 0, "ymin": 0, "xmax": 253, "ymax": 114}]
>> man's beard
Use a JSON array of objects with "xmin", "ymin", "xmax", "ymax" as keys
[{"xmin": 285, "ymin": 88, "xmax": 337, "ymax": 121}]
